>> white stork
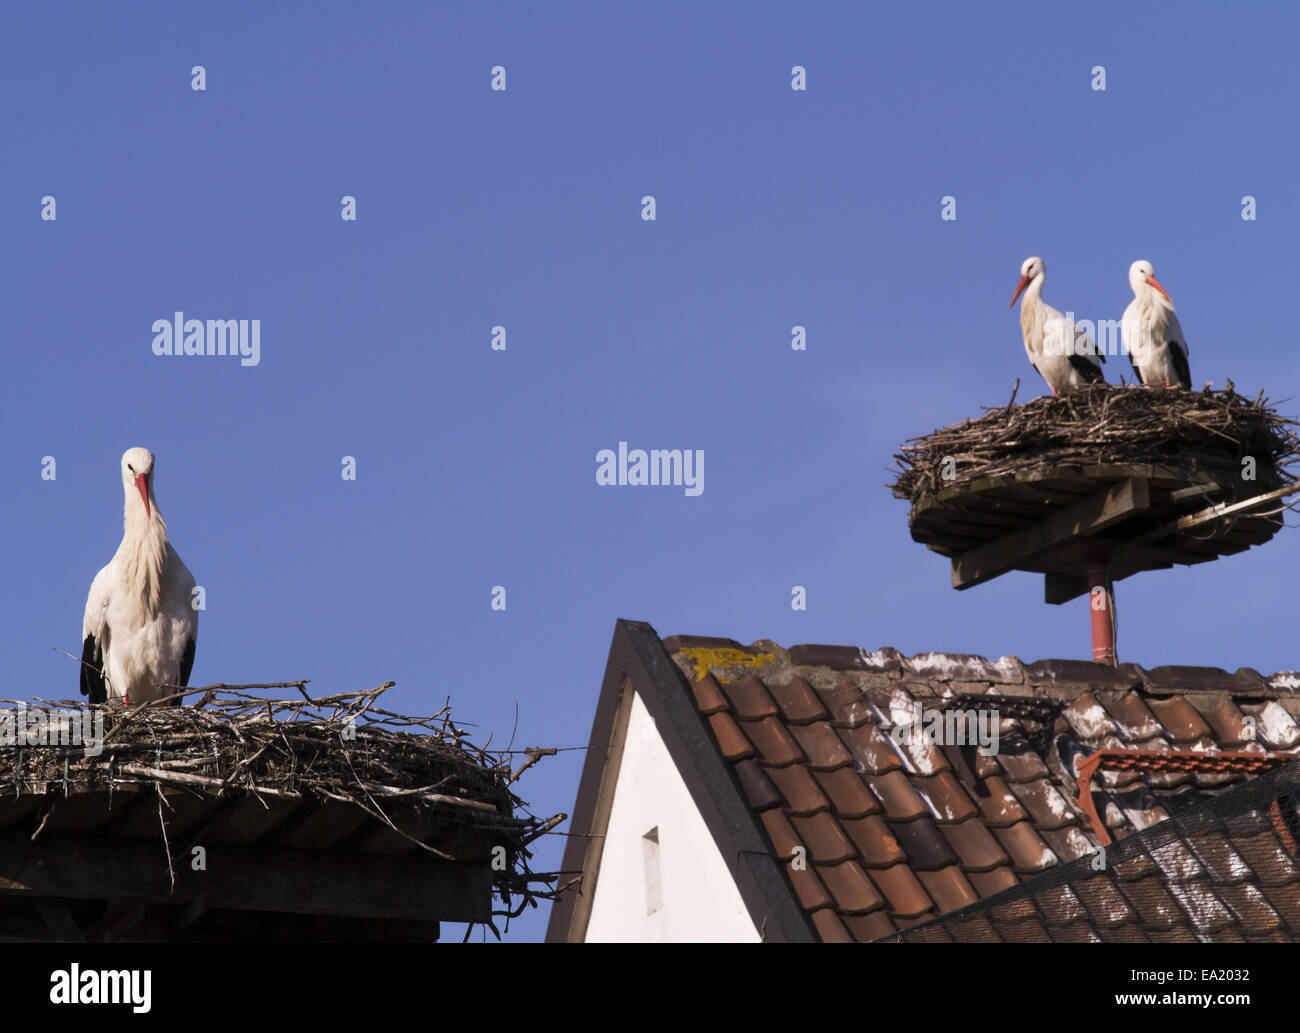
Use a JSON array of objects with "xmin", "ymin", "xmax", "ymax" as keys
[
  {"xmin": 1121, "ymin": 259, "xmax": 1191, "ymax": 388},
  {"xmin": 80, "ymin": 448, "xmax": 198, "ymax": 706},
  {"xmin": 1009, "ymin": 256, "xmax": 1106, "ymax": 394}
]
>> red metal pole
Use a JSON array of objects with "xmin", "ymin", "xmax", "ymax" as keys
[{"xmin": 1089, "ymin": 561, "xmax": 1116, "ymax": 665}]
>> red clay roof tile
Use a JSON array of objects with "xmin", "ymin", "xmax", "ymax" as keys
[
  {"xmin": 1234, "ymin": 834, "xmax": 1300, "ymax": 886},
  {"xmin": 988, "ymin": 895, "xmax": 1038, "ymax": 923},
  {"xmin": 1186, "ymin": 830, "xmax": 1251, "ymax": 884},
  {"xmin": 1061, "ymin": 691, "xmax": 1117, "ymax": 740},
  {"xmin": 1199, "ymin": 698, "xmax": 1253, "ymax": 746},
  {"xmin": 791, "ymin": 812, "xmax": 857, "ymax": 864},
  {"xmin": 787, "ymin": 865, "xmax": 834, "ymax": 911},
  {"xmin": 1148, "ymin": 695, "xmax": 1214, "ymax": 743},
  {"xmin": 722, "ymin": 675, "xmax": 780, "ymax": 721},
  {"xmin": 941, "ymin": 819, "xmax": 1012, "ymax": 872},
  {"xmin": 995, "ymin": 749, "xmax": 1051, "ymax": 783},
  {"xmin": 973, "ymin": 775, "xmax": 1028, "ymax": 827},
  {"xmin": 733, "ymin": 759, "xmax": 781, "ymax": 811},
  {"xmin": 1110, "ymin": 852, "xmax": 1158, "ymax": 882},
  {"xmin": 1240, "ymin": 701, "xmax": 1300, "ymax": 749},
  {"xmin": 813, "ymin": 680, "xmax": 875, "ymax": 727},
  {"xmin": 1257, "ymin": 883, "xmax": 1300, "ymax": 927},
  {"xmin": 841, "ymin": 814, "xmax": 907, "ymax": 867},
  {"xmin": 741, "ymin": 715, "xmax": 804, "ymax": 766},
  {"xmin": 765, "ymin": 763, "xmax": 831, "ymax": 816},
  {"xmin": 1115, "ymin": 874, "xmax": 1183, "ymax": 930},
  {"xmin": 887, "ymin": 817, "xmax": 960, "ymax": 871},
  {"xmin": 708, "ymin": 712, "xmax": 754, "ymax": 761},
  {"xmin": 1048, "ymin": 919, "xmax": 1101, "ymax": 943},
  {"xmin": 1215, "ymin": 882, "xmax": 1281, "ymax": 933},
  {"xmin": 786, "ymin": 720, "xmax": 854, "ymax": 770},
  {"xmin": 766, "ymin": 676, "xmax": 828, "ymax": 724},
  {"xmin": 759, "ymin": 809, "xmax": 800, "ymax": 861},
  {"xmin": 689, "ymin": 673, "xmax": 730, "ymax": 716},
  {"xmin": 1102, "ymin": 692, "xmax": 1167, "ymax": 743},
  {"xmin": 1071, "ymin": 874, "xmax": 1136, "ymax": 927},
  {"xmin": 1007, "ymin": 778, "xmax": 1076, "ymax": 830},
  {"xmin": 864, "ymin": 771, "xmax": 930, "ymax": 821},
  {"xmin": 868, "ymin": 863, "xmax": 934, "ymax": 919},
  {"xmin": 843, "ymin": 910, "xmax": 898, "ymax": 941},
  {"xmin": 918, "ymin": 867, "xmax": 980, "ymax": 913},
  {"xmin": 966, "ymin": 866, "xmax": 1018, "ymax": 896},
  {"xmin": 1030, "ymin": 884, "xmax": 1087, "ymax": 924},
  {"xmin": 1040, "ymin": 826, "xmax": 1097, "ymax": 863},
  {"xmin": 914, "ymin": 770, "xmax": 979, "ymax": 822},
  {"xmin": 810, "ymin": 907, "xmax": 854, "ymax": 943},
  {"xmin": 948, "ymin": 913, "xmax": 1001, "ymax": 942},
  {"xmin": 819, "ymin": 861, "xmax": 888, "ymax": 914},
  {"xmin": 836, "ymin": 723, "xmax": 903, "ymax": 774},
  {"xmin": 993, "ymin": 822, "xmax": 1058, "ymax": 873},
  {"xmin": 813, "ymin": 766, "xmax": 882, "ymax": 818}
]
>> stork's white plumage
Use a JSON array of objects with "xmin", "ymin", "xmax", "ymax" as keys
[
  {"xmin": 1009, "ymin": 256, "xmax": 1106, "ymax": 394},
  {"xmin": 1121, "ymin": 259, "xmax": 1191, "ymax": 389},
  {"xmin": 80, "ymin": 448, "xmax": 197, "ymax": 706}
]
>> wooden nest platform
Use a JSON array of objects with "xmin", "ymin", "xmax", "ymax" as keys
[
  {"xmin": 0, "ymin": 682, "xmax": 562, "ymax": 941},
  {"xmin": 889, "ymin": 384, "xmax": 1300, "ymax": 603}
]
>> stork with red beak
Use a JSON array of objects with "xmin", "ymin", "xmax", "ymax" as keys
[
  {"xmin": 80, "ymin": 448, "xmax": 198, "ymax": 706},
  {"xmin": 1121, "ymin": 259, "xmax": 1191, "ymax": 388},
  {"xmin": 1010, "ymin": 256, "xmax": 1106, "ymax": 395}
]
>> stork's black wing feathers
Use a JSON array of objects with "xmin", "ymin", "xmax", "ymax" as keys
[
  {"xmin": 80, "ymin": 634, "xmax": 106, "ymax": 703},
  {"xmin": 1168, "ymin": 342, "xmax": 1191, "ymax": 389},
  {"xmin": 1068, "ymin": 352, "xmax": 1106, "ymax": 384},
  {"xmin": 1129, "ymin": 354, "xmax": 1145, "ymax": 385},
  {"xmin": 179, "ymin": 638, "xmax": 196, "ymax": 689}
]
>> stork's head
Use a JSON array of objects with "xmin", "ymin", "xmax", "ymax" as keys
[
  {"xmin": 1129, "ymin": 259, "xmax": 1170, "ymax": 300},
  {"xmin": 121, "ymin": 447, "xmax": 156, "ymax": 518},
  {"xmin": 1009, "ymin": 256, "xmax": 1045, "ymax": 308}
]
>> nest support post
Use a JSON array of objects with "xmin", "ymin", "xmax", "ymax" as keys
[{"xmin": 1088, "ymin": 558, "xmax": 1116, "ymax": 666}]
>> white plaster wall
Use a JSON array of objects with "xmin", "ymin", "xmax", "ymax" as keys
[{"xmin": 585, "ymin": 691, "xmax": 760, "ymax": 942}]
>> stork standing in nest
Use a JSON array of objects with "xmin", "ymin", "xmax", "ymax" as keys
[
  {"xmin": 1009, "ymin": 256, "xmax": 1106, "ymax": 395},
  {"xmin": 80, "ymin": 448, "xmax": 198, "ymax": 706},
  {"xmin": 1121, "ymin": 259, "xmax": 1191, "ymax": 389}
]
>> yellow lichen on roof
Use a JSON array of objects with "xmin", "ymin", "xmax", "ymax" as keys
[{"xmin": 675, "ymin": 646, "xmax": 777, "ymax": 683}]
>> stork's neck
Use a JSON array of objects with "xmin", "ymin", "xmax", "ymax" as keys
[
  {"xmin": 1136, "ymin": 283, "xmax": 1175, "ymax": 319},
  {"xmin": 1019, "ymin": 276, "xmax": 1047, "ymax": 339},
  {"xmin": 119, "ymin": 491, "xmax": 169, "ymax": 614}
]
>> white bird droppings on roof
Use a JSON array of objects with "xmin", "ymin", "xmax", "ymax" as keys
[
  {"xmin": 1250, "ymin": 701, "xmax": 1300, "ymax": 748},
  {"xmin": 1065, "ymin": 699, "xmax": 1115, "ymax": 739}
]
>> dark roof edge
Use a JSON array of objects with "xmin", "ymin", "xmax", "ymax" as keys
[
  {"xmin": 615, "ymin": 620, "xmax": 816, "ymax": 943},
  {"xmin": 544, "ymin": 619, "xmax": 638, "ymax": 943}
]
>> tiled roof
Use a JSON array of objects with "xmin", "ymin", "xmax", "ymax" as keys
[
  {"xmin": 891, "ymin": 756, "xmax": 1300, "ymax": 943},
  {"xmin": 661, "ymin": 634, "xmax": 1300, "ymax": 943}
]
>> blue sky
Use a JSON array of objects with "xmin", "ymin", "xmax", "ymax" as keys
[{"xmin": 2, "ymin": 2, "xmax": 1298, "ymax": 942}]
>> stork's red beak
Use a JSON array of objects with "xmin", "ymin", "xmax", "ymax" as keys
[
  {"xmin": 135, "ymin": 473, "xmax": 150, "ymax": 517},
  {"xmin": 1145, "ymin": 275, "xmax": 1171, "ymax": 300},
  {"xmin": 1009, "ymin": 274, "xmax": 1031, "ymax": 308}
]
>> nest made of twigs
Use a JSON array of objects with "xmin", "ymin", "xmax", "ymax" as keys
[
  {"xmin": 0, "ymin": 682, "xmax": 563, "ymax": 932},
  {"xmin": 889, "ymin": 383, "xmax": 1300, "ymax": 506}
]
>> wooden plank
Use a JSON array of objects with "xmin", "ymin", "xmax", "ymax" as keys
[
  {"xmin": 565, "ymin": 674, "xmax": 637, "ymax": 943},
  {"xmin": 1044, "ymin": 572, "xmax": 1088, "ymax": 605},
  {"xmin": 0, "ymin": 830, "xmax": 492, "ymax": 922},
  {"xmin": 952, "ymin": 478, "xmax": 1151, "ymax": 591}
]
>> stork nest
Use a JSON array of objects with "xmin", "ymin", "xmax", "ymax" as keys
[
  {"xmin": 889, "ymin": 383, "xmax": 1300, "ymax": 505},
  {"xmin": 0, "ymin": 681, "xmax": 564, "ymax": 937}
]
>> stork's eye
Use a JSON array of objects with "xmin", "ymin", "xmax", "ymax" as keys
[{"xmin": 127, "ymin": 465, "xmax": 134, "ymax": 473}]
